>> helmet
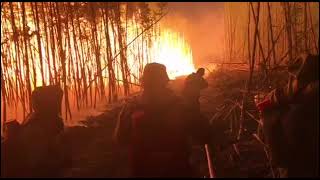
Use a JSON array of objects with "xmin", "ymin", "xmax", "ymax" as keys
[
  {"xmin": 32, "ymin": 85, "xmax": 63, "ymax": 115},
  {"xmin": 141, "ymin": 63, "xmax": 170, "ymax": 88},
  {"xmin": 196, "ymin": 68, "xmax": 205, "ymax": 76}
]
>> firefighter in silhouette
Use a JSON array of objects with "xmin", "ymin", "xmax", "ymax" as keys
[
  {"xmin": 2, "ymin": 85, "xmax": 66, "ymax": 177},
  {"xmin": 257, "ymin": 54, "xmax": 319, "ymax": 178},
  {"xmin": 113, "ymin": 63, "xmax": 210, "ymax": 177},
  {"xmin": 183, "ymin": 68, "xmax": 209, "ymax": 112}
]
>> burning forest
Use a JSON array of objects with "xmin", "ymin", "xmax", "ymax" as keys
[
  {"xmin": 1, "ymin": 2, "xmax": 194, "ymax": 125},
  {"xmin": 1, "ymin": 2, "xmax": 319, "ymax": 178}
]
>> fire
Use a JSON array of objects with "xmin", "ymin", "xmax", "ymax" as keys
[
  {"xmin": 1, "ymin": 3, "xmax": 195, "ymax": 114},
  {"xmin": 1, "ymin": 2, "xmax": 196, "ymax": 125},
  {"xmin": 2, "ymin": 3, "xmax": 195, "ymax": 89},
  {"xmin": 108, "ymin": 17, "xmax": 195, "ymax": 82},
  {"xmin": 125, "ymin": 26, "xmax": 195, "ymax": 80},
  {"xmin": 150, "ymin": 29, "xmax": 195, "ymax": 79}
]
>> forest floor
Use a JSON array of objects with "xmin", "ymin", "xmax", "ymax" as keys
[{"xmin": 61, "ymin": 67, "xmax": 284, "ymax": 178}]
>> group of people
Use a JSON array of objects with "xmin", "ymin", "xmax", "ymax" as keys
[
  {"xmin": 113, "ymin": 63, "xmax": 210, "ymax": 177},
  {"xmin": 1, "ymin": 54, "xmax": 319, "ymax": 178},
  {"xmin": 1, "ymin": 63, "xmax": 210, "ymax": 178}
]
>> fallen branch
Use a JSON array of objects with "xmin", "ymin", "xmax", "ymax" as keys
[
  {"xmin": 233, "ymin": 144, "xmax": 241, "ymax": 158},
  {"xmin": 252, "ymin": 133, "xmax": 268, "ymax": 148},
  {"xmin": 222, "ymin": 104, "xmax": 238, "ymax": 121},
  {"xmin": 114, "ymin": 78, "xmax": 141, "ymax": 87},
  {"xmin": 245, "ymin": 110, "xmax": 261, "ymax": 125}
]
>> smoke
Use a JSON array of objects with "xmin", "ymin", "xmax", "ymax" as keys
[{"xmin": 162, "ymin": 2, "xmax": 225, "ymax": 67}]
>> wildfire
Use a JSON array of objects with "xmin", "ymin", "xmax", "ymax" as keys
[
  {"xmin": 125, "ymin": 26, "xmax": 195, "ymax": 80},
  {"xmin": 2, "ymin": 4, "xmax": 195, "ymax": 88},
  {"xmin": 150, "ymin": 29, "xmax": 195, "ymax": 79},
  {"xmin": 1, "ymin": 3, "xmax": 195, "ymax": 116},
  {"xmin": 1, "ymin": 2, "xmax": 196, "ymax": 125}
]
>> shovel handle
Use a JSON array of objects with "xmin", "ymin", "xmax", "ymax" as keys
[{"xmin": 205, "ymin": 144, "xmax": 216, "ymax": 178}]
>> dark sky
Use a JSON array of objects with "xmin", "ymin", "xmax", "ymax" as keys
[{"xmin": 164, "ymin": 2, "xmax": 225, "ymax": 66}]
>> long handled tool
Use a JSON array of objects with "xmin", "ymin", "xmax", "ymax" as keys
[{"xmin": 204, "ymin": 144, "xmax": 216, "ymax": 178}]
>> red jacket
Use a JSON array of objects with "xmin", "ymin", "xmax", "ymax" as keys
[
  {"xmin": 128, "ymin": 91, "xmax": 196, "ymax": 177},
  {"xmin": 115, "ymin": 90, "xmax": 210, "ymax": 177},
  {"xmin": 128, "ymin": 95, "xmax": 192, "ymax": 177}
]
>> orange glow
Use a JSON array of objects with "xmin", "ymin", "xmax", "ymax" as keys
[
  {"xmin": 1, "ymin": 2, "xmax": 195, "ymax": 124},
  {"xmin": 125, "ymin": 23, "xmax": 195, "ymax": 80},
  {"xmin": 1, "ymin": 5, "xmax": 195, "ymax": 92},
  {"xmin": 149, "ymin": 29, "xmax": 195, "ymax": 79}
]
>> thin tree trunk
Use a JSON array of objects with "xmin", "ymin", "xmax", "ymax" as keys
[
  {"xmin": 304, "ymin": 2, "xmax": 308, "ymax": 53},
  {"xmin": 76, "ymin": 8, "xmax": 88, "ymax": 107},
  {"xmin": 1, "ymin": 51, "xmax": 7, "ymax": 134},
  {"xmin": 282, "ymin": 2, "xmax": 293, "ymax": 64},
  {"xmin": 115, "ymin": 3, "xmax": 130, "ymax": 96},
  {"xmin": 41, "ymin": 2, "xmax": 53, "ymax": 85},
  {"xmin": 307, "ymin": 3, "xmax": 319, "ymax": 54},
  {"xmin": 9, "ymin": 2, "xmax": 26, "ymax": 119},
  {"xmin": 104, "ymin": 5, "xmax": 117, "ymax": 103},
  {"xmin": 267, "ymin": 2, "xmax": 277, "ymax": 67},
  {"xmin": 33, "ymin": 2, "xmax": 46, "ymax": 86},
  {"xmin": 70, "ymin": 3, "xmax": 81, "ymax": 110},
  {"xmin": 49, "ymin": 2, "xmax": 58, "ymax": 85},
  {"xmin": 55, "ymin": 2, "xmax": 72, "ymax": 121},
  {"xmin": 247, "ymin": 3, "xmax": 251, "ymax": 65},
  {"xmin": 22, "ymin": 2, "xmax": 32, "ymax": 113},
  {"xmin": 239, "ymin": 2, "xmax": 260, "ymax": 140},
  {"xmin": 90, "ymin": 3, "xmax": 106, "ymax": 99},
  {"xmin": 250, "ymin": 2, "xmax": 268, "ymax": 81}
]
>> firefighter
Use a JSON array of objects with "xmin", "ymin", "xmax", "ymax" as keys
[
  {"xmin": 182, "ymin": 68, "xmax": 209, "ymax": 112},
  {"xmin": 257, "ymin": 54, "xmax": 319, "ymax": 178},
  {"xmin": 113, "ymin": 63, "xmax": 210, "ymax": 177},
  {"xmin": 2, "ymin": 85, "xmax": 66, "ymax": 177}
]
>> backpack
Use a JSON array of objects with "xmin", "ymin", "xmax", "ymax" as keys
[
  {"xmin": 128, "ymin": 97, "xmax": 193, "ymax": 177},
  {"xmin": 2, "ymin": 115, "xmax": 65, "ymax": 177}
]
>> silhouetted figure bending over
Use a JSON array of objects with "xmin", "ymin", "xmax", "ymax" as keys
[
  {"xmin": 183, "ymin": 68, "xmax": 209, "ymax": 112},
  {"xmin": 114, "ymin": 63, "xmax": 210, "ymax": 178}
]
